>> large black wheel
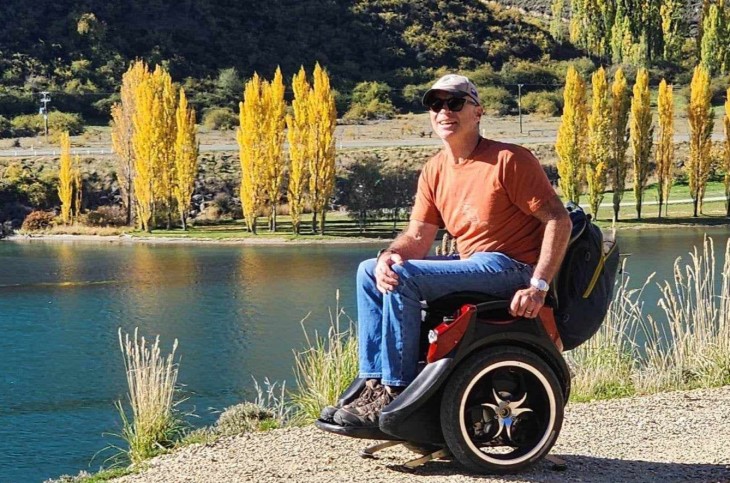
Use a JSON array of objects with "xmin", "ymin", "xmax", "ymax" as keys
[{"xmin": 440, "ymin": 346, "xmax": 564, "ymax": 474}]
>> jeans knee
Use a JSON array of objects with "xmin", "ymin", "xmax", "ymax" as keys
[{"xmin": 357, "ymin": 258, "xmax": 378, "ymax": 285}]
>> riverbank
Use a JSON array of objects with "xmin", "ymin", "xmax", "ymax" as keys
[
  {"xmin": 105, "ymin": 386, "xmax": 730, "ymax": 483},
  {"xmin": 5, "ymin": 215, "xmax": 729, "ymax": 247}
]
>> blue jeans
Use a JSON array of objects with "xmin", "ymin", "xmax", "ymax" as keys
[{"xmin": 356, "ymin": 252, "xmax": 533, "ymax": 387}]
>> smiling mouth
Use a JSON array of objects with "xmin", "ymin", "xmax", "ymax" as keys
[{"xmin": 439, "ymin": 120, "xmax": 457, "ymax": 126}]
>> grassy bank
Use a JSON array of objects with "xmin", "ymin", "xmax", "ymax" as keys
[{"xmin": 50, "ymin": 236, "xmax": 730, "ymax": 482}]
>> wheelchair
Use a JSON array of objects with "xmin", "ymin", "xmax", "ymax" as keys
[{"xmin": 315, "ymin": 289, "xmax": 570, "ymax": 474}]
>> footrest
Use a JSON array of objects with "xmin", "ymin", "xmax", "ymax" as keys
[{"xmin": 314, "ymin": 419, "xmax": 402, "ymax": 440}]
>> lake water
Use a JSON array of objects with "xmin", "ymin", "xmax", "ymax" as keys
[{"xmin": 1, "ymin": 226, "xmax": 729, "ymax": 482}]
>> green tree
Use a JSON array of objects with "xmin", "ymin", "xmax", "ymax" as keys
[
  {"xmin": 630, "ymin": 68, "xmax": 653, "ymax": 220},
  {"xmin": 700, "ymin": 4, "xmax": 723, "ymax": 75}
]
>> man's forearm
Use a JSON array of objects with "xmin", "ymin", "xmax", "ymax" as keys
[
  {"xmin": 382, "ymin": 220, "xmax": 439, "ymax": 261},
  {"xmin": 533, "ymin": 216, "xmax": 571, "ymax": 284}
]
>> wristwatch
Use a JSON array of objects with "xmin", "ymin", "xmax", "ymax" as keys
[{"xmin": 530, "ymin": 277, "xmax": 549, "ymax": 292}]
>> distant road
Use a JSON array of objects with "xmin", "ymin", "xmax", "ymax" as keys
[{"xmin": 0, "ymin": 132, "xmax": 725, "ymax": 158}]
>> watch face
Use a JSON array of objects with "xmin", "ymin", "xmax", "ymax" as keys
[{"xmin": 531, "ymin": 278, "xmax": 549, "ymax": 291}]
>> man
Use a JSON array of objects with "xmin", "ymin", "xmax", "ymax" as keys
[{"xmin": 325, "ymin": 74, "xmax": 572, "ymax": 428}]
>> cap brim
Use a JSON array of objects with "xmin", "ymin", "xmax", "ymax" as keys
[{"xmin": 422, "ymin": 88, "xmax": 467, "ymax": 106}]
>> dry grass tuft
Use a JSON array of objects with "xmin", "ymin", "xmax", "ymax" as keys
[
  {"xmin": 116, "ymin": 328, "xmax": 182, "ymax": 465},
  {"xmin": 289, "ymin": 290, "xmax": 359, "ymax": 424}
]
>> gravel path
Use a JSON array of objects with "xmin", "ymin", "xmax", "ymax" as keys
[{"xmin": 116, "ymin": 386, "xmax": 730, "ymax": 483}]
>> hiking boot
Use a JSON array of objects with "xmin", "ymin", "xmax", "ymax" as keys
[
  {"xmin": 333, "ymin": 385, "xmax": 401, "ymax": 428},
  {"xmin": 319, "ymin": 379, "xmax": 382, "ymax": 423}
]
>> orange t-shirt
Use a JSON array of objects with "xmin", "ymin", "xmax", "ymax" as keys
[{"xmin": 410, "ymin": 139, "xmax": 556, "ymax": 264}]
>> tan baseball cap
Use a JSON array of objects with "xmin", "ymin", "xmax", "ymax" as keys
[{"xmin": 422, "ymin": 74, "xmax": 481, "ymax": 106}]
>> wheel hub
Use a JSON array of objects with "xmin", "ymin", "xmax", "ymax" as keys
[{"xmin": 481, "ymin": 389, "xmax": 533, "ymax": 442}]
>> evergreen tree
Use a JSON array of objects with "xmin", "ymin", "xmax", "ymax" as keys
[
  {"xmin": 630, "ymin": 68, "xmax": 653, "ymax": 220},
  {"xmin": 687, "ymin": 65, "xmax": 715, "ymax": 217},
  {"xmin": 555, "ymin": 66, "xmax": 587, "ymax": 203},
  {"xmin": 656, "ymin": 79, "xmax": 674, "ymax": 217}
]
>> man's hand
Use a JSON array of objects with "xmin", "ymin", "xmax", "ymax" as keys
[
  {"xmin": 510, "ymin": 286, "xmax": 547, "ymax": 318},
  {"xmin": 375, "ymin": 251, "xmax": 404, "ymax": 294}
]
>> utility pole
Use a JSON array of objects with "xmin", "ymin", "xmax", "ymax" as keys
[
  {"xmin": 517, "ymin": 84, "xmax": 524, "ymax": 134},
  {"xmin": 40, "ymin": 91, "xmax": 51, "ymax": 142}
]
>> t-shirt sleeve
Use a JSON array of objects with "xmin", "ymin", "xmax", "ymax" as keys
[
  {"xmin": 410, "ymin": 164, "xmax": 444, "ymax": 227},
  {"xmin": 501, "ymin": 146, "xmax": 556, "ymax": 215}
]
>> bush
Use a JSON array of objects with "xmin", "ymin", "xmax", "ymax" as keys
[
  {"xmin": 10, "ymin": 114, "xmax": 43, "ymax": 137},
  {"xmin": 215, "ymin": 402, "xmax": 278, "ymax": 435},
  {"xmin": 0, "ymin": 115, "xmax": 11, "ymax": 138},
  {"xmin": 202, "ymin": 107, "xmax": 238, "ymax": 130},
  {"xmin": 10, "ymin": 111, "xmax": 84, "ymax": 138},
  {"xmin": 344, "ymin": 81, "xmax": 397, "ymax": 120},
  {"xmin": 521, "ymin": 90, "xmax": 563, "ymax": 116},
  {"xmin": 478, "ymin": 86, "xmax": 513, "ymax": 115},
  {"xmin": 499, "ymin": 60, "xmax": 561, "ymax": 86},
  {"xmin": 84, "ymin": 205, "xmax": 128, "ymax": 227},
  {"xmin": 21, "ymin": 210, "xmax": 55, "ymax": 231},
  {"xmin": 48, "ymin": 111, "xmax": 84, "ymax": 136}
]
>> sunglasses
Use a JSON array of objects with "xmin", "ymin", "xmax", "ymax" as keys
[{"xmin": 427, "ymin": 97, "xmax": 476, "ymax": 113}]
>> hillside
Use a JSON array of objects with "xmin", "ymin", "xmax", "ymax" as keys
[{"xmin": 0, "ymin": 0, "xmax": 565, "ymax": 120}]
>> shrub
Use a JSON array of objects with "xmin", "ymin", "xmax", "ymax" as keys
[
  {"xmin": 11, "ymin": 114, "xmax": 43, "ymax": 137},
  {"xmin": 84, "ymin": 205, "xmax": 128, "ymax": 227},
  {"xmin": 215, "ymin": 402, "xmax": 278, "ymax": 435},
  {"xmin": 344, "ymin": 81, "xmax": 397, "ymax": 120},
  {"xmin": 20, "ymin": 210, "xmax": 55, "ymax": 231},
  {"xmin": 10, "ymin": 112, "xmax": 84, "ymax": 138},
  {"xmin": 478, "ymin": 86, "xmax": 513, "ymax": 115},
  {"xmin": 521, "ymin": 90, "xmax": 563, "ymax": 116},
  {"xmin": 202, "ymin": 107, "xmax": 237, "ymax": 130},
  {"xmin": 48, "ymin": 111, "xmax": 84, "ymax": 136},
  {"xmin": 499, "ymin": 60, "xmax": 561, "ymax": 86},
  {"xmin": 0, "ymin": 115, "xmax": 11, "ymax": 138}
]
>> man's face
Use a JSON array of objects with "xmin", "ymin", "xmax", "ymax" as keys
[{"xmin": 428, "ymin": 91, "xmax": 482, "ymax": 141}]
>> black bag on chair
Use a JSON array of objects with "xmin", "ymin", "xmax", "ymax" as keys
[{"xmin": 552, "ymin": 203, "xmax": 620, "ymax": 350}]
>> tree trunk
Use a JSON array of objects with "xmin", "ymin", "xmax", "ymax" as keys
[
  {"xmin": 693, "ymin": 198, "xmax": 699, "ymax": 217},
  {"xmin": 658, "ymin": 201, "xmax": 663, "ymax": 218},
  {"xmin": 181, "ymin": 215, "xmax": 188, "ymax": 231},
  {"xmin": 319, "ymin": 210, "xmax": 326, "ymax": 235},
  {"xmin": 612, "ymin": 191, "xmax": 621, "ymax": 222},
  {"xmin": 312, "ymin": 212, "xmax": 318, "ymax": 234}
]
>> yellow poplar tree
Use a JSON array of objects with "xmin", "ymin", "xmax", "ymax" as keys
[
  {"xmin": 73, "ymin": 159, "xmax": 83, "ymax": 222},
  {"xmin": 111, "ymin": 60, "xmax": 147, "ymax": 226},
  {"xmin": 173, "ymin": 88, "xmax": 198, "ymax": 231},
  {"xmin": 131, "ymin": 68, "xmax": 156, "ymax": 232},
  {"xmin": 286, "ymin": 67, "xmax": 311, "ymax": 235},
  {"xmin": 237, "ymin": 73, "xmax": 267, "ymax": 233},
  {"xmin": 610, "ymin": 67, "xmax": 631, "ymax": 222},
  {"xmin": 724, "ymin": 88, "xmax": 730, "ymax": 217},
  {"xmin": 630, "ymin": 68, "xmax": 653, "ymax": 220},
  {"xmin": 58, "ymin": 131, "xmax": 73, "ymax": 224},
  {"xmin": 687, "ymin": 65, "xmax": 714, "ymax": 217},
  {"xmin": 555, "ymin": 65, "xmax": 587, "ymax": 203},
  {"xmin": 150, "ymin": 66, "xmax": 178, "ymax": 229},
  {"xmin": 587, "ymin": 67, "xmax": 611, "ymax": 218},
  {"xmin": 307, "ymin": 63, "xmax": 337, "ymax": 234},
  {"xmin": 263, "ymin": 67, "xmax": 287, "ymax": 232},
  {"xmin": 656, "ymin": 79, "xmax": 674, "ymax": 218}
]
